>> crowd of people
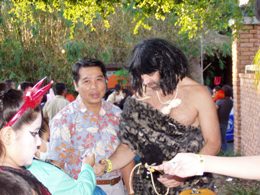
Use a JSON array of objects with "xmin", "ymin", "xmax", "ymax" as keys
[{"xmin": 0, "ymin": 38, "xmax": 258, "ymax": 195}]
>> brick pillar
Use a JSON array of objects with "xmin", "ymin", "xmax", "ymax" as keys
[{"xmin": 232, "ymin": 23, "xmax": 260, "ymax": 154}]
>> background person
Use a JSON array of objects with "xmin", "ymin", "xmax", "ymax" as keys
[
  {"xmin": 43, "ymin": 82, "xmax": 69, "ymax": 121},
  {"xmin": 18, "ymin": 81, "xmax": 34, "ymax": 94},
  {"xmin": 5, "ymin": 79, "xmax": 16, "ymax": 90},
  {"xmin": 216, "ymin": 85, "xmax": 233, "ymax": 152},
  {"xmin": 107, "ymin": 84, "xmax": 124, "ymax": 106}
]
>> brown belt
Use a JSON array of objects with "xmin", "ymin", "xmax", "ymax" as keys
[{"xmin": 96, "ymin": 176, "xmax": 121, "ymax": 185}]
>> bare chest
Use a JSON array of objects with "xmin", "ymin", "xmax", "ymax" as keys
[
  {"xmin": 169, "ymin": 103, "xmax": 199, "ymax": 126},
  {"xmin": 144, "ymin": 97, "xmax": 199, "ymax": 127}
]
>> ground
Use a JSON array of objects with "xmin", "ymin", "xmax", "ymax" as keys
[
  {"xmin": 213, "ymin": 142, "xmax": 260, "ymax": 195},
  {"xmin": 214, "ymin": 174, "xmax": 260, "ymax": 195}
]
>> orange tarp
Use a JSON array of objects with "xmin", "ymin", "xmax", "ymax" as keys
[{"xmin": 107, "ymin": 75, "xmax": 119, "ymax": 89}]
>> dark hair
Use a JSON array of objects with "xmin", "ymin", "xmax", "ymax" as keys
[
  {"xmin": 222, "ymin": 85, "xmax": 233, "ymax": 98},
  {"xmin": 128, "ymin": 38, "xmax": 188, "ymax": 96},
  {"xmin": 5, "ymin": 80, "xmax": 15, "ymax": 90},
  {"xmin": 114, "ymin": 84, "xmax": 121, "ymax": 92},
  {"xmin": 20, "ymin": 81, "xmax": 34, "ymax": 92},
  {"xmin": 213, "ymin": 86, "xmax": 221, "ymax": 91},
  {"xmin": 72, "ymin": 58, "xmax": 107, "ymax": 83},
  {"xmin": 55, "ymin": 83, "xmax": 66, "ymax": 96},
  {"xmin": 0, "ymin": 170, "xmax": 39, "ymax": 195},
  {"xmin": 0, "ymin": 89, "xmax": 41, "ymax": 156},
  {"xmin": 39, "ymin": 117, "xmax": 49, "ymax": 139}
]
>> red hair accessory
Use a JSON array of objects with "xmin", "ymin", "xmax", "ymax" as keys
[{"xmin": 5, "ymin": 77, "xmax": 53, "ymax": 127}]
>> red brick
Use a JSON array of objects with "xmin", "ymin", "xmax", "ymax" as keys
[
  {"xmin": 240, "ymin": 33, "xmax": 254, "ymax": 38},
  {"xmin": 240, "ymin": 42, "xmax": 254, "ymax": 47},
  {"xmin": 239, "ymin": 38, "xmax": 249, "ymax": 43},
  {"xmin": 240, "ymin": 55, "xmax": 250, "ymax": 60},
  {"xmin": 239, "ymin": 47, "xmax": 250, "ymax": 52},
  {"xmin": 250, "ymin": 29, "xmax": 257, "ymax": 34},
  {"xmin": 239, "ymin": 29, "xmax": 249, "ymax": 34},
  {"xmin": 241, "ymin": 51, "xmax": 255, "ymax": 56},
  {"xmin": 250, "ymin": 38, "xmax": 259, "ymax": 43}
]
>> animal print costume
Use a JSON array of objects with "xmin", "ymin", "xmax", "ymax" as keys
[{"xmin": 119, "ymin": 97, "xmax": 214, "ymax": 195}]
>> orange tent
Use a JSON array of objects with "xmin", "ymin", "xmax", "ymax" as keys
[{"xmin": 107, "ymin": 74, "xmax": 119, "ymax": 89}]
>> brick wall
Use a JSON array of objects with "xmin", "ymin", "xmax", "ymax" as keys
[
  {"xmin": 232, "ymin": 23, "xmax": 260, "ymax": 155},
  {"xmin": 239, "ymin": 73, "xmax": 260, "ymax": 155}
]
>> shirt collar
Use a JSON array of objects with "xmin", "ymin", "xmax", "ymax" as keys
[{"xmin": 76, "ymin": 95, "xmax": 106, "ymax": 116}]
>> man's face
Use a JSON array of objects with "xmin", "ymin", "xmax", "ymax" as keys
[
  {"xmin": 141, "ymin": 71, "xmax": 160, "ymax": 91},
  {"xmin": 74, "ymin": 66, "xmax": 106, "ymax": 106}
]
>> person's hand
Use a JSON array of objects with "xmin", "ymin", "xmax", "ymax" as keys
[
  {"xmin": 82, "ymin": 153, "xmax": 95, "ymax": 167},
  {"xmin": 93, "ymin": 161, "xmax": 107, "ymax": 176},
  {"xmin": 153, "ymin": 153, "xmax": 204, "ymax": 178},
  {"xmin": 157, "ymin": 174, "xmax": 184, "ymax": 188}
]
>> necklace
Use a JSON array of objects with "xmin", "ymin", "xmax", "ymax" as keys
[{"xmin": 156, "ymin": 86, "xmax": 182, "ymax": 115}]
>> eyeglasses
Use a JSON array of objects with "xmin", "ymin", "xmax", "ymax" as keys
[{"xmin": 5, "ymin": 77, "xmax": 53, "ymax": 127}]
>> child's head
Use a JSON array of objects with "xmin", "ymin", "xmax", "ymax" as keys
[
  {"xmin": 0, "ymin": 79, "xmax": 52, "ymax": 168},
  {"xmin": 0, "ymin": 88, "xmax": 42, "ymax": 167}
]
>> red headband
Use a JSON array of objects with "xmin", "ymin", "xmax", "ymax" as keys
[{"xmin": 5, "ymin": 77, "xmax": 53, "ymax": 127}]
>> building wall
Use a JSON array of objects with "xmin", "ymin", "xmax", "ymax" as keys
[
  {"xmin": 239, "ymin": 73, "xmax": 260, "ymax": 155},
  {"xmin": 232, "ymin": 23, "xmax": 260, "ymax": 154}
]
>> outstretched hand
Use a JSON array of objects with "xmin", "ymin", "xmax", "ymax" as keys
[
  {"xmin": 157, "ymin": 174, "xmax": 184, "ymax": 188},
  {"xmin": 153, "ymin": 153, "xmax": 205, "ymax": 178},
  {"xmin": 82, "ymin": 153, "xmax": 95, "ymax": 167},
  {"xmin": 93, "ymin": 161, "xmax": 107, "ymax": 176}
]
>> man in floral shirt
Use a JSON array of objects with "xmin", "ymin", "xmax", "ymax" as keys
[{"xmin": 48, "ymin": 58, "xmax": 129, "ymax": 194}]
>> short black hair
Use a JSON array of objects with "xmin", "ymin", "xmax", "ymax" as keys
[
  {"xmin": 72, "ymin": 58, "xmax": 107, "ymax": 83},
  {"xmin": 5, "ymin": 80, "xmax": 15, "ymax": 90},
  {"xmin": 55, "ymin": 83, "xmax": 66, "ymax": 95},
  {"xmin": 114, "ymin": 84, "xmax": 121, "ymax": 92},
  {"xmin": 19, "ymin": 81, "xmax": 34, "ymax": 92},
  {"xmin": 222, "ymin": 85, "xmax": 233, "ymax": 98},
  {"xmin": 128, "ymin": 38, "xmax": 188, "ymax": 96}
]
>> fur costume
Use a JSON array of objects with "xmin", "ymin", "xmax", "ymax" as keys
[{"xmin": 119, "ymin": 97, "xmax": 214, "ymax": 195}]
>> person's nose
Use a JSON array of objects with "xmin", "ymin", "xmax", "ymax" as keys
[
  {"xmin": 36, "ymin": 134, "xmax": 42, "ymax": 147},
  {"xmin": 89, "ymin": 80, "xmax": 98, "ymax": 89},
  {"xmin": 141, "ymin": 74, "xmax": 151, "ymax": 85}
]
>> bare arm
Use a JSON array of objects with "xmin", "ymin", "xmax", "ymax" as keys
[
  {"xmin": 110, "ymin": 144, "xmax": 135, "ymax": 171},
  {"xmin": 95, "ymin": 144, "xmax": 135, "ymax": 176},
  {"xmin": 155, "ymin": 153, "xmax": 260, "ymax": 180},
  {"xmin": 195, "ymin": 87, "xmax": 221, "ymax": 155},
  {"xmin": 121, "ymin": 160, "xmax": 135, "ymax": 194},
  {"xmin": 204, "ymin": 155, "xmax": 260, "ymax": 179}
]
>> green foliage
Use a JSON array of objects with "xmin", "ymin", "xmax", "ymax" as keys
[
  {"xmin": 4, "ymin": 0, "xmax": 252, "ymax": 38},
  {"xmin": 0, "ymin": 0, "xmax": 254, "ymax": 88}
]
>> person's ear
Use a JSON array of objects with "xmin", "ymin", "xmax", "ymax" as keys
[
  {"xmin": 105, "ymin": 79, "xmax": 108, "ymax": 89},
  {"xmin": 0, "ymin": 126, "xmax": 15, "ymax": 145},
  {"xmin": 73, "ymin": 81, "xmax": 78, "ymax": 92}
]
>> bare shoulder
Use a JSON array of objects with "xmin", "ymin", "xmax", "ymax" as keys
[
  {"xmin": 179, "ymin": 78, "xmax": 213, "ymax": 105},
  {"xmin": 180, "ymin": 78, "xmax": 210, "ymax": 95}
]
